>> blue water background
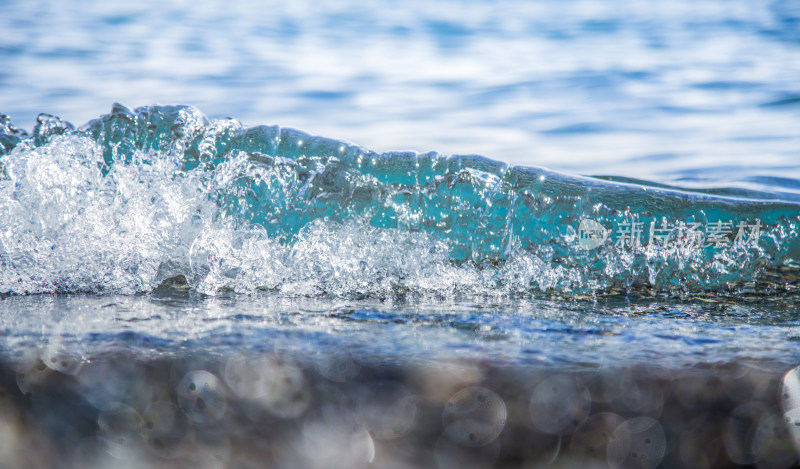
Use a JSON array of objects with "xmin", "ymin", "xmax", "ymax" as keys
[
  {"xmin": 1, "ymin": 0, "xmax": 799, "ymax": 181},
  {"xmin": 3, "ymin": 6, "xmax": 800, "ymax": 466},
  {"xmin": 1, "ymin": 0, "xmax": 799, "ymax": 369}
]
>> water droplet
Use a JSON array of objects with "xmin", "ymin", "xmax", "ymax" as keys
[
  {"xmin": 177, "ymin": 370, "xmax": 227, "ymax": 425},
  {"xmin": 442, "ymin": 386, "xmax": 506, "ymax": 447},
  {"xmin": 780, "ymin": 366, "xmax": 800, "ymax": 413},
  {"xmin": 42, "ymin": 343, "xmax": 83, "ymax": 375},
  {"xmin": 607, "ymin": 417, "xmax": 665, "ymax": 469},
  {"xmin": 225, "ymin": 354, "xmax": 310, "ymax": 419},
  {"xmin": 751, "ymin": 410, "xmax": 797, "ymax": 466}
]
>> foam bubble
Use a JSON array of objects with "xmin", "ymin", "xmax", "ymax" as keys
[
  {"xmin": 224, "ymin": 354, "xmax": 310, "ymax": 419},
  {"xmin": 784, "ymin": 408, "xmax": 800, "ymax": 458},
  {"xmin": 15, "ymin": 358, "xmax": 52, "ymax": 400},
  {"xmin": 750, "ymin": 411, "xmax": 797, "ymax": 467},
  {"xmin": 781, "ymin": 366, "xmax": 800, "ymax": 460},
  {"xmin": 781, "ymin": 366, "xmax": 800, "ymax": 413},
  {"xmin": 176, "ymin": 371, "xmax": 227, "ymax": 425},
  {"xmin": 442, "ymin": 386, "xmax": 507, "ymax": 447},
  {"xmin": 606, "ymin": 417, "xmax": 666, "ymax": 469},
  {"xmin": 42, "ymin": 343, "xmax": 83, "ymax": 375}
]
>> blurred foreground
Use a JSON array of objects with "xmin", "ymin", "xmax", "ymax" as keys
[{"xmin": 2, "ymin": 348, "xmax": 799, "ymax": 468}]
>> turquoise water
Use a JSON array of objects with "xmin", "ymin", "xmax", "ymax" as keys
[
  {"xmin": 1, "ymin": 105, "xmax": 799, "ymax": 468},
  {"xmin": 1, "ymin": 103, "xmax": 799, "ymax": 369},
  {"xmin": 1, "ymin": 1, "xmax": 800, "ymax": 467},
  {"xmin": 2, "ymin": 104, "xmax": 800, "ymax": 298}
]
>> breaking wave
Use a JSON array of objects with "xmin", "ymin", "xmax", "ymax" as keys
[{"xmin": 1, "ymin": 104, "xmax": 798, "ymax": 297}]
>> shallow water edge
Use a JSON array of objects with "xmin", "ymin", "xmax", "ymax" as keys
[{"xmin": 0, "ymin": 293, "xmax": 799, "ymax": 468}]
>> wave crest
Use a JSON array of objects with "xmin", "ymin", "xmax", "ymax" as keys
[{"xmin": 1, "ymin": 104, "xmax": 798, "ymax": 297}]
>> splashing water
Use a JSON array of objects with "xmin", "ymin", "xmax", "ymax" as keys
[{"xmin": 1, "ymin": 104, "xmax": 798, "ymax": 297}]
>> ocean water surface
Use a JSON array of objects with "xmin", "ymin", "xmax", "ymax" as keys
[{"xmin": 1, "ymin": 1, "xmax": 800, "ymax": 467}]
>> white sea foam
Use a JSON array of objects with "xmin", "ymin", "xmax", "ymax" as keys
[{"xmin": 0, "ymin": 134, "xmax": 578, "ymax": 297}]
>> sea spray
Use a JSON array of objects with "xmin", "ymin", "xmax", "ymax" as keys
[{"xmin": 1, "ymin": 104, "xmax": 798, "ymax": 296}]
